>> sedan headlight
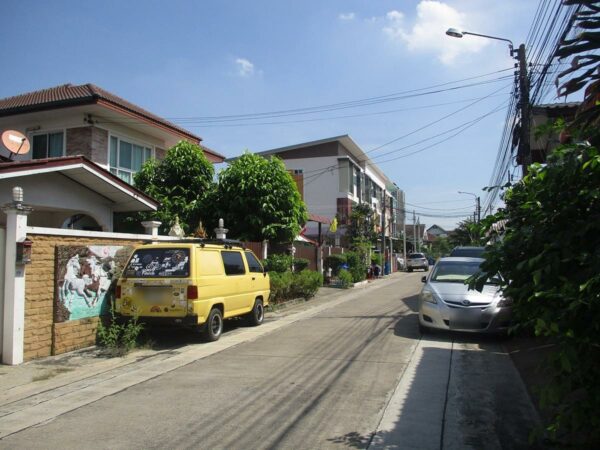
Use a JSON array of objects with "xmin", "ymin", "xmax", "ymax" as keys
[
  {"xmin": 497, "ymin": 297, "xmax": 513, "ymax": 307},
  {"xmin": 421, "ymin": 290, "xmax": 437, "ymax": 304}
]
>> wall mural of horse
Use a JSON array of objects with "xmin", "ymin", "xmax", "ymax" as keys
[{"xmin": 55, "ymin": 245, "xmax": 133, "ymax": 322}]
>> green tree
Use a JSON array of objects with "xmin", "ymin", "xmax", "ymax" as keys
[
  {"xmin": 347, "ymin": 203, "xmax": 377, "ymax": 272},
  {"xmin": 447, "ymin": 218, "xmax": 482, "ymax": 247},
  {"xmin": 212, "ymin": 153, "xmax": 307, "ymax": 243},
  {"xmin": 474, "ymin": 144, "xmax": 600, "ymax": 445},
  {"xmin": 348, "ymin": 203, "xmax": 377, "ymax": 243},
  {"xmin": 426, "ymin": 236, "xmax": 452, "ymax": 259},
  {"xmin": 133, "ymin": 141, "xmax": 215, "ymax": 235}
]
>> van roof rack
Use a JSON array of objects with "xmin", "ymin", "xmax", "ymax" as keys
[{"xmin": 144, "ymin": 238, "xmax": 246, "ymax": 249}]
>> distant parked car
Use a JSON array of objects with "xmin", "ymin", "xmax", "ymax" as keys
[
  {"xmin": 449, "ymin": 246, "xmax": 486, "ymax": 258},
  {"xmin": 418, "ymin": 257, "xmax": 511, "ymax": 334},
  {"xmin": 406, "ymin": 253, "xmax": 429, "ymax": 272}
]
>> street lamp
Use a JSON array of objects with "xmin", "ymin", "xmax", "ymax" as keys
[
  {"xmin": 458, "ymin": 191, "xmax": 480, "ymax": 223},
  {"xmin": 445, "ymin": 28, "xmax": 514, "ymax": 54},
  {"xmin": 446, "ymin": 27, "xmax": 531, "ymax": 173}
]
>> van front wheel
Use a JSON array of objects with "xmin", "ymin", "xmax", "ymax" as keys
[
  {"xmin": 247, "ymin": 299, "xmax": 264, "ymax": 326},
  {"xmin": 203, "ymin": 308, "xmax": 223, "ymax": 342}
]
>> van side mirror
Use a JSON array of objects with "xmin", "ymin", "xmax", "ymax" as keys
[{"xmin": 421, "ymin": 276, "xmax": 427, "ymax": 283}]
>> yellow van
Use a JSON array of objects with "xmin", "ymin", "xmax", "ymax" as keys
[{"xmin": 115, "ymin": 240, "xmax": 270, "ymax": 341}]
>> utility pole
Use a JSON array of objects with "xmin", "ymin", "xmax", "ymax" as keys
[
  {"xmin": 403, "ymin": 212, "xmax": 407, "ymax": 268},
  {"xmin": 476, "ymin": 196, "xmax": 481, "ymax": 223},
  {"xmin": 416, "ymin": 216, "xmax": 421, "ymax": 252},
  {"xmin": 516, "ymin": 44, "xmax": 530, "ymax": 176},
  {"xmin": 380, "ymin": 192, "xmax": 386, "ymax": 263},
  {"xmin": 445, "ymin": 29, "xmax": 530, "ymax": 178},
  {"xmin": 412, "ymin": 210, "xmax": 416, "ymax": 253}
]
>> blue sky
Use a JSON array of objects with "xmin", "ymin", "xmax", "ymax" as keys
[{"xmin": 1, "ymin": 0, "xmax": 543, "ymax": 230}]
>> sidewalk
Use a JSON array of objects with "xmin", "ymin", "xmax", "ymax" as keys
[
  {"xmin": 370, "ymin": 334, "xmax": 543, "ymax": 449},
  {"xmin": 0, "ymin": 274, "xmax": 399, "ymax": 439}
]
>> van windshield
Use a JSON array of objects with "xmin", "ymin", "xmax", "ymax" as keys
[{"xmin": 124, "ymin": 248, "xmax": 190, "ymax": 278}]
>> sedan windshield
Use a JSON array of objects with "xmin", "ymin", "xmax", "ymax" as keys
[{"xmin": 431, "ymin": 261, "xmax": 501, "ymax": 284}]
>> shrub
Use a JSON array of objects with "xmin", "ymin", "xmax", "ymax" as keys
[
  {"xmin": 293, "ymin": 257, "xmax": 310, "ymax": 272},
  {"xmin": 346, "ymin": 251, "xmax": 366, "ymax": 283},
  {"xmin": 269, "ymin": 271, "xmax": 294, "ymax": 302},
  {"xmin": 292, "ymin": 270, "xmax": 323, "ymax": 299},
  {"xmin": 324, "ymin": 254, "xmax": 346, "ymax": 276},
  {"xmin": 96, "ymin": 308, "xmax": 144, "ymax": 356},
  {"xmin": 338, "ymin": 269, "xmax": 353, "ymax": 288},
  {"xmin": 265, "ymin": 254, "xmax": 293, "ymax": 273}
]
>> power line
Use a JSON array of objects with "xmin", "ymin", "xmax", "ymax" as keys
[
  {"xmin": 300, "ymin": 86, "xmax": 512, "ymax": 180},
  {"xmin": 176, "ymin": 92, "xmax": 510, "ymax": 129},
  {"xmin": 93, "ymin": 71, "xmax": 514, "ymax": 127},
  {"xmin": 302, "ymin": 101, "xmax": 508, "ymax": 186}
]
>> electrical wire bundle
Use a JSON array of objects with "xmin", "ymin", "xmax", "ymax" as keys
[{"xmin": 481, "ymin": 0, "xmax": 582, "ymax": 216}]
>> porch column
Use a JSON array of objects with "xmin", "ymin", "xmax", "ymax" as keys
[{"xmin": 2, "ymin": 187, "xmax": 32, "ymax": 365}]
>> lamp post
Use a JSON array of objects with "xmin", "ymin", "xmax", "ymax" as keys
[
  {"xmin": 458, "ymin": 191, "xmax": 480, "ymax": 223},
  {"xmin": 446, "ymin": 28, "xmax": 530, "ymax": 175}
]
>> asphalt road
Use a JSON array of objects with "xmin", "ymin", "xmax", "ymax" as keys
[{"xmin": 0, "ymin": 273, "xmax": 540, "ymax": 449}]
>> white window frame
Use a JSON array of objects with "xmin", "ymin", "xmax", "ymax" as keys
[
  {"xmin": 29, "ymin": 128, "xmax": 66, "ymax": 160},
  {"xmin": 107, "ymin": 133, "xmax": 155, "ymax": 184}
]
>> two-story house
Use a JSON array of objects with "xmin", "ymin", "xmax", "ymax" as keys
[
  {"xmin": 0, "ymin": 83, "xmax": 225, "ymax": 231},
  {"xmin": 249, "ymin": 135, "xmax": 405, "ymax": 245}
]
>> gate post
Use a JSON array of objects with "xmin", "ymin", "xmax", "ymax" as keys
[{"xmin": 2, "ymin": 187, "xmax": 32, "ymax": 365}]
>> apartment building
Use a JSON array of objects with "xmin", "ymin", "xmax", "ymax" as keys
[{"xmin": 253, "ymin": 135, "xmax": 405, "ymax": 244}]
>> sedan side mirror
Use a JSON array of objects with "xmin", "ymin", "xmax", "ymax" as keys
[{"xmin": 421, "ymin": 276, "xmax": 427, "ymax": 283}]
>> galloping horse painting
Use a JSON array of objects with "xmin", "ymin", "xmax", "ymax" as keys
[{"xmin": 55, "ymin": 245, "xmax": 133, "ymax": 322}]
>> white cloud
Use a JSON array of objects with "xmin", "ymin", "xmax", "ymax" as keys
[
  {"xmin": 383, "ymin": 1, "xmax": 488, "ymax": 65},
  {"xmin": 386, "ymin": 10, "xmax": 404, "ymax": 22},
  {"xmin": 339, "ymin": 12, "xmax": 356, "ymax": 21},
  {"xmin": 235, "ymin": 58, "xmax": 255, "ymax": 77}
]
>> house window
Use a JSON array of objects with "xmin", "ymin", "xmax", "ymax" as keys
[
  {"xmin": 32, "ymin": 132, "xmax": 64, "ymax": 159},
  {"xmin": 109, "ymin": 136, "xmax": 153, "ymax": 184}
]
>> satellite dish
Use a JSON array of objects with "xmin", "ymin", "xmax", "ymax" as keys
[{"xmin": 1, "ymin": 130, "xmax": 30, "ymax": 159}]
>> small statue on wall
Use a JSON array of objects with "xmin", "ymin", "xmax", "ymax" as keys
[
  {"xmin": 168, "ymin": 216, "xmax": 185, "ymax": 238},
  {"xmin": 194, "ymin": 220, "xmax": 207, "ymax": 238}
]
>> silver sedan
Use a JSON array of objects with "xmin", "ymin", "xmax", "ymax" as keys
[{"xmin": 418, "ymin": 257, "xmax": 512, "ymax": 334}]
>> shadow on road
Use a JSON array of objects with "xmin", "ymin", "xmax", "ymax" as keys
[{"xmin": 136, "ymin": 318, "xmax": 252, "ymax": 351}]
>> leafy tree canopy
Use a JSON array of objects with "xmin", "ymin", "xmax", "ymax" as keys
[
  {"xmin": 447, "ymin": 218, "xmax": 482, "ymax": 247},
  {"xmin": 474, "ymin": 144, "xmax": 600, "ymax": 444},
  {"xmin": 133, "ymin": 141, "xmax": 215, "ymax": 235},
  {"xmin": 348, "ymin": 203, "xmax": 378, "ymax": 243},
  {"xmin": 426, "ymin": 236, "xmax": 452, "ymax": 259},
  {"xmin": 212, "ymin": 153, "xmax": 308, "ymax": 243}
]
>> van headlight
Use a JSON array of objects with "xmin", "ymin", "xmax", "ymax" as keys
[{"xmin": 421, "ymin": 290, "xmax": 437, "ymax": 304}]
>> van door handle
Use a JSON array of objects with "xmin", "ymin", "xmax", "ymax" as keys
[{"xmin": 252, "ymin": 277, "xmax": 256, "ymax": 280}]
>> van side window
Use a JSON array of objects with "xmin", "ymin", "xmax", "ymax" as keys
[
  {"xmin": 221, "ymin": 251, "xmax": 246, "ymax": 275},
  {"xmin": 245, "ymin": 252, "xmax": 263, "ymax": 273}
]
